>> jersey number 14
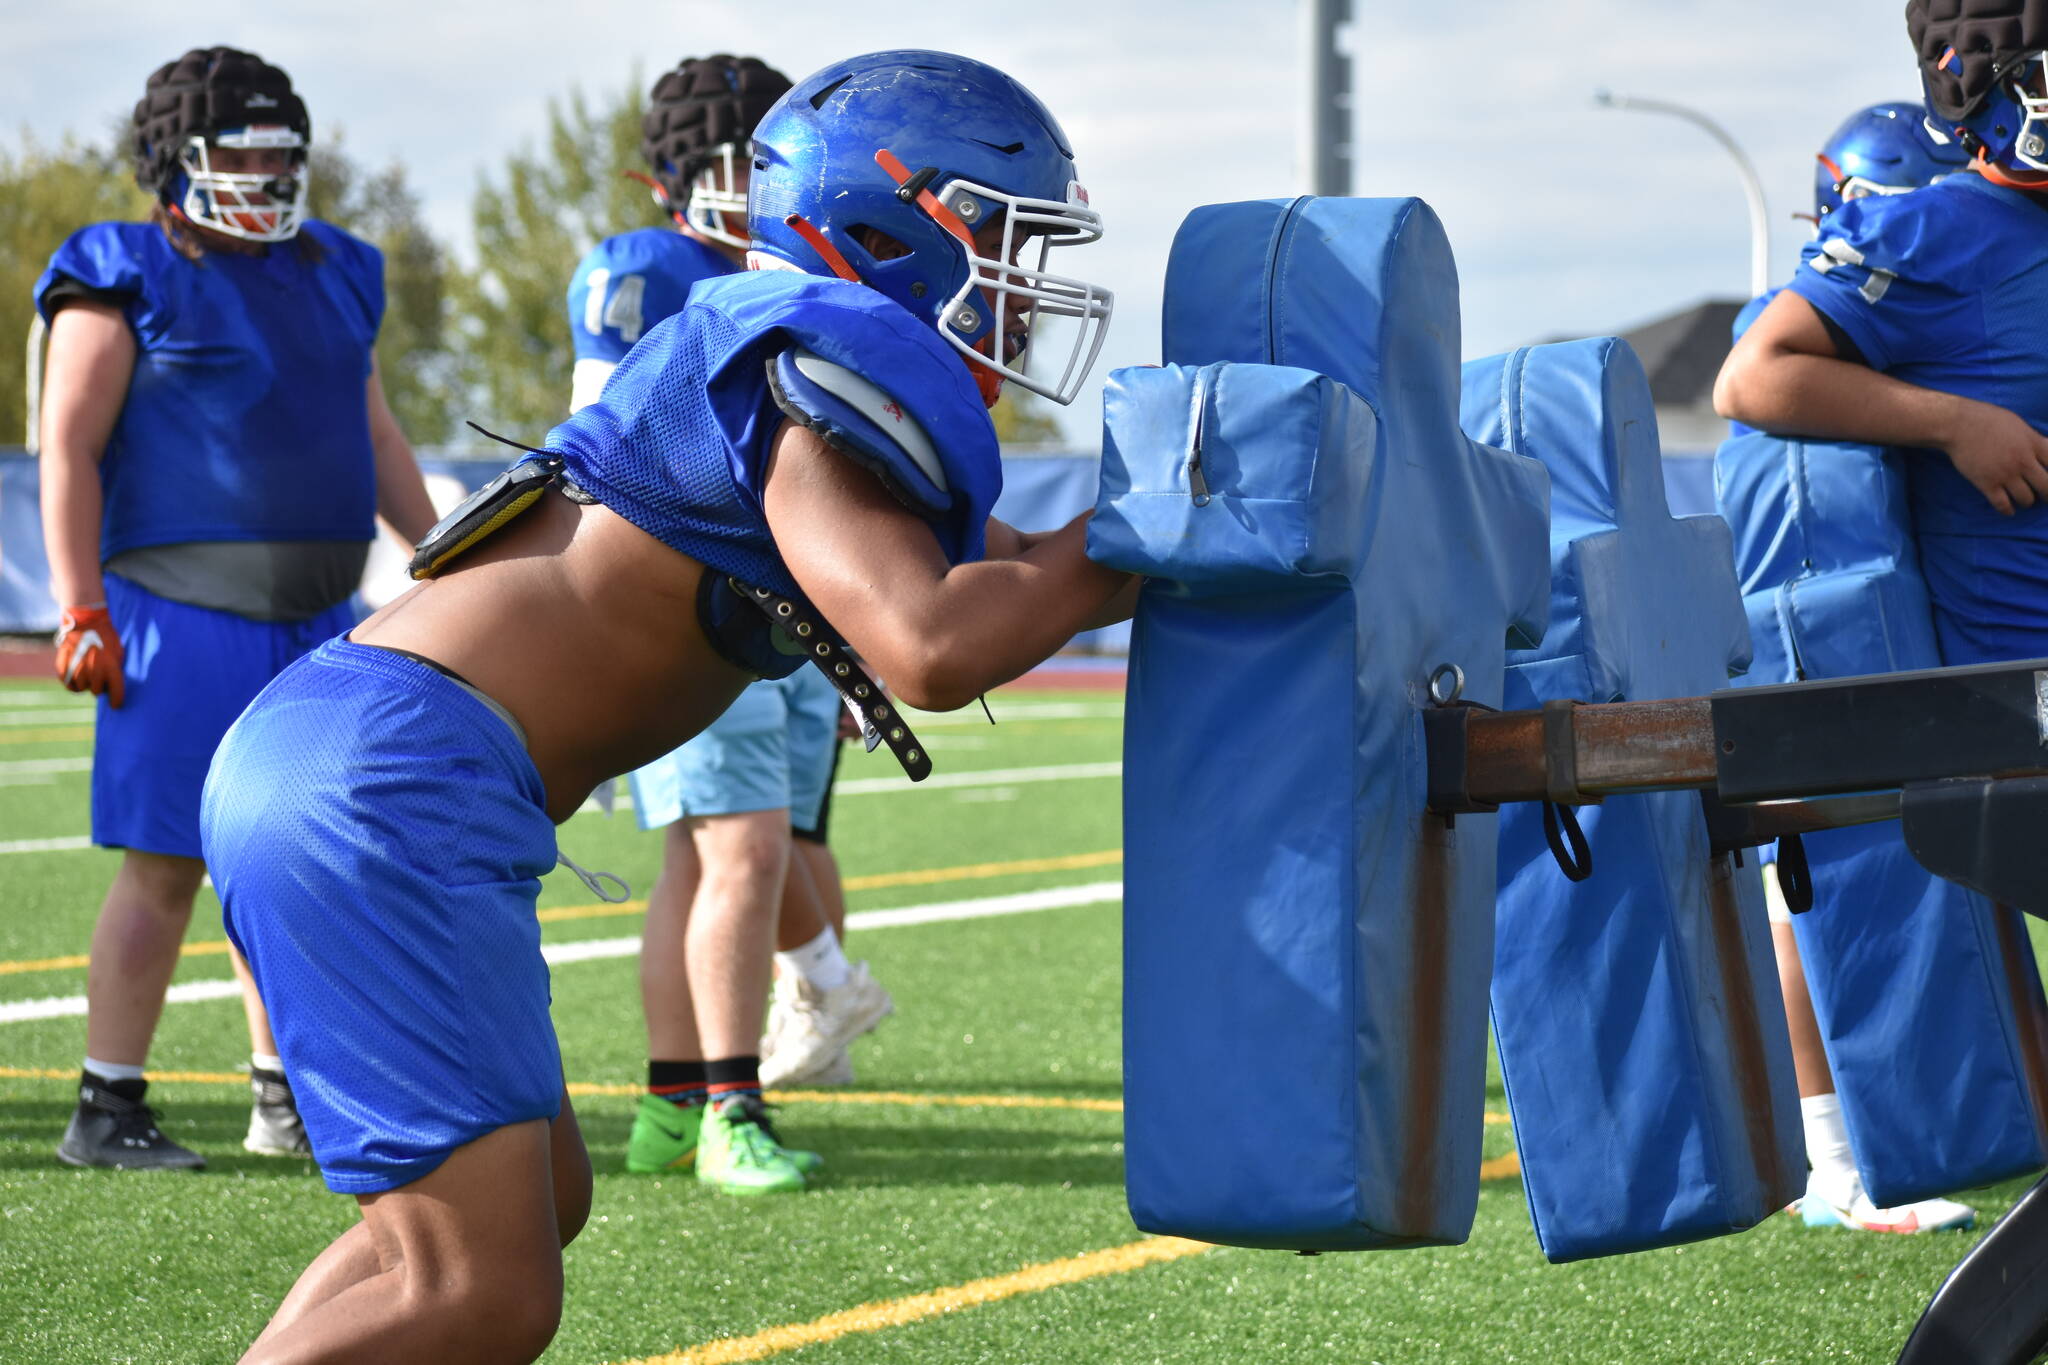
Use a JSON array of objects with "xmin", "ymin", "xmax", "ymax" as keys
[{"xmin": 582, "ymin": 269, "xmax": 646, "ymax": 344}]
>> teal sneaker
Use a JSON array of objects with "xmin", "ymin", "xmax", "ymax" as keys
[
  {"xmin": 624, "ymin": 1094, "xmax": 703, "ymax": 1174},
  {"xmin": 697, "ymin": 1095, "xmax": 813, "ymax": 1194}
]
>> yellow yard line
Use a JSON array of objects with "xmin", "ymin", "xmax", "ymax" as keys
[
  {"xmin": 0, "ymin": 850, "xmax": 1128, "ymax": 975},
  {"xmin": 0, "ymin": 726, "xmax": 93, "ymax": 745},
  {"xmin": 612, "ymin": 1236, "xmax": 1213, "ymax": 1365},
  {"xmin": 841, "ymin": 848, "xmax": 1121, "ymax": 891},
  {"xmin": 1479, "ymin": 1151, "xmax": 1522, "ymax": 1181}
]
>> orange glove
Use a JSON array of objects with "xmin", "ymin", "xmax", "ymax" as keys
[{"xmin": 55, "ymin": 603, "xmax": 124, "ymax": 708}]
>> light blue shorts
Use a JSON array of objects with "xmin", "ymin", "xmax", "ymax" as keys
[{"xmin": 628, "ymin": 666, "xmax": 842, "ymax": 832}]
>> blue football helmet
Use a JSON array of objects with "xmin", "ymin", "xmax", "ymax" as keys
[
  {"xmin": 748, "ymin": 50, "xmax": 1111, "ymax": 406},
  {"xmin": 1814, "ymin": 101, "xmax": 1968, "ymax": 219}
]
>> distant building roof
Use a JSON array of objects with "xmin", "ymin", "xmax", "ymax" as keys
[{"xmin": 1614, "ymin": 298, "xmax": 1746, "ymax": 407}]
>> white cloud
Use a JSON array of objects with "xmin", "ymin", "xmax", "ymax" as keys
[{"xmin": 2, "ymin": 0, "xmax": 1931, "ymax": 443}]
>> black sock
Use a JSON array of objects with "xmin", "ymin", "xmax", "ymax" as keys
[
  {"xmin": 648, "ymin": 1059, "xmax": 708, "ymax": 1108},
  {"xmin": 704, "ymin": 1056, "xmax": 761, "ymax": 1107},
  {"xmin": 81, "ymin": 1069, "xmax": 147, "ymax": 1104}
]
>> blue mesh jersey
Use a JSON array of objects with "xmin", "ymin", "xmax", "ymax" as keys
[
  {"xmin": 1785, "ymin": 172, "xmax": 2048, "ymax": 542},
  {"xmin": 33, "ymin": 220, "xmax": 384, "ymax": 559},
  {"xmin": 566, "ymin": 227, "xmax": 734, "ymax": 364},
  {"xmin": 546, "ymin": 269, "xmax": 1004, "ymax": 596}
]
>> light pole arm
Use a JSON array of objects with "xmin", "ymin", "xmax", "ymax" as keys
[{"xmin": 1596, "ymin": 91, "xmax": 1772, "ymax": 299}]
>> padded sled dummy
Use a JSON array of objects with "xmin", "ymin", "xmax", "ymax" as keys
[
  {"xmin": 1460, "ymin": 340, "xmax": 1803, "ymax": 1261},
  {"xmin": 1090, "ymin": 197, "xmax": 1550, "ymax": 1249},
  {"xmin": 1716, "ymin": 433, "xmax": 2048, "ymax": 1206}
]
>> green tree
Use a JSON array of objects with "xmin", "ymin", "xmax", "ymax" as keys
[
  {"xmin": 451, "ymin": 80, "xmax": 653, "ymax": 437},
  {"xmin": 306, "ymin": 135, "xmax": 456, "ymax": 443},
  {"xmin": 0, "ymin": 129, "xmax": 150, "ymax": 447}
]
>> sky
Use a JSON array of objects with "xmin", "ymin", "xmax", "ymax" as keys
[{"xmin": 2, "ymin": 0, "xmax": 1933, "ymax": 445}]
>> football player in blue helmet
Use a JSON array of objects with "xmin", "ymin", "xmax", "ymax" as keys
[
  {"xmin": 1812, "ymin": 101, "xmax": 1970, "ymax": 222},
  {"xmin": 566, "ymin": 55, "xmax": 789, "ymax": 411},
  {"xmin": 200, "ymin": 49, "xmax": 1128, "ymax": 1358},
  {"xmin": 35, "ymin": 46, "xmax": 436, "ymax": 1178},
  {"xmin": 1719, "ymin": 0, "xmax": 2048, "ymax": 1236}
]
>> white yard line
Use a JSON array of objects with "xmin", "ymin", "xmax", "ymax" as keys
[
  {"xmin": 836, "ymin": 761, "xmax": 1121, "ymax": 797},
  {"xmin": 0, "ymin": 758, "xmax": 91, "ymax": 777},
  {"xmin": 0, "ymin": 709, "xmax": 94, "ymax": 726},
  {"xmin": 908, "ymin": 701, "xmax": 1121, "ymax": 726},
  {"xmin": 0, "ymin": 880, "xmax": 1122, "ymax": 1024},
  {"xmin": 0, "ymin": 837, "xmax": 93, "ymax": 855}
]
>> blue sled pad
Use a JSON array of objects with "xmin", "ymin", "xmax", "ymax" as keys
[
  {"xmin": 1091, "ymin": 197, "xmax": 1549, "ymax": 1249},
  {"xmin": 1461, "ymin": 340, "xmax": 1803, "ymax": 1262},
  {"xmin": 1717, "ymin": 433, "xmax": 2048, "ymax": 1206}
]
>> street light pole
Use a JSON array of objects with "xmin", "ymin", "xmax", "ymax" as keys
[
  {"xmin": 1306, "ymin": 0, "xmax": 1352, "ymax": 197},
  {"xmin": 1595, "ymin": 91, "xmax": 1771, "ymax": 299}
]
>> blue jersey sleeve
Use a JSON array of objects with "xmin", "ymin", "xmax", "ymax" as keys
[
  {"xmin": 1784, "ymin": 189, "xmax": 1983, "ymax": 374},
  {"xmin": 35, "ymin": 222, "xmax": 160, "ymax": 333},
  {"xmin": 567, "ymin": 229, "xmax": 726, "ymax": 364}
]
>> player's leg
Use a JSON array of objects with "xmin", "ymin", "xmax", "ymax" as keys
[
  {"xmin": 62, "ymin": 849, "xmax": 210, "ymax": 1169},
  {"xmin": 250, "ymin": 1089, "xmax": 591, "ymax": 1353},
  {"xmin": 763, "ymin": 670, "xmax": 890, "ymax": 1088},
  {"xmin": 627, "ymin": 684, "xmax": 813, "ymax": 1187},
  {"xmin": 230, "ymin": 944, "xmax": 309, "ymax": 1156},
  {"xmin": 239, "ymin": 1117, "xmax": 573, "ymax": 1364},
  {"xmin": 684, "ymin": 805, "xmax": 814, "ymax": 1191},
  {"xmin": 1771, "ymin": 867, "xmax": 1975, "ymax": 1233}
]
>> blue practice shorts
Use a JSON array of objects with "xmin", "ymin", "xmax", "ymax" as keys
[
  {"xmin": 1920, "ymin": 533, "xmax": 2048, "ymax": 667},
  {"xmin": 95, "ymin": 573, "xmax": 355, "ymax": 859},
  {"xmin": 628, "ymin": 666, "xmax": 842, "ymax": 834},
  {"xmin": 201, "ymin": 637, "xmax": 563, "ymax": 1195}
]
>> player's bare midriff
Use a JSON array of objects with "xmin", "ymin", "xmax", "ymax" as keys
[{"xmin": 352, "ymin": 488, "xmax": 754, "ymax": 823}]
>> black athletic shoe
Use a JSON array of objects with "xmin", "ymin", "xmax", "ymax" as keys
[
  {"xmin": 244, "ymin": 1067, "xmax": 311, "ymax": 1156},
  {"xmin": 56, "ymin": 1081, "xmax": 205, "ymax": 1171}
]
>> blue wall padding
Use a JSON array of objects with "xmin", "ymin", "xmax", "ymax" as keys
[
  {"xmin": 1716, "ymin": 434, "xmax": 2048, "ymax": 1206},
  {"xmin": 1461, "ymin": 340, "xmax": 1804, "ymax": 1261},
  {"xmin": 1092, "ymin": 197, "xmax": 1551, "ymax": 1249}
]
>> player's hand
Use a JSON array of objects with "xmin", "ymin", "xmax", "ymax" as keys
[
  {"xmin": 54, "ymin": 604, "xmax": 124, "ymax": 708},
  {"xmin": 1940, "ymin": 398, "xmax": 2048, "ymax": 516}
]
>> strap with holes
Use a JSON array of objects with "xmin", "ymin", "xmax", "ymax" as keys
[{"xmin": 728, "ymin": 578, "xmax": 933, "ymax": 782}]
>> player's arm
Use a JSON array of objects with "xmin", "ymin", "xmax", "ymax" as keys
[
  {"xmin": 37, "ymin": 300, "xmax": 135, "ymax": 703},
  {"xmin": 367, "ymin": 358, "xmax": 438, "ymax": 545},
  {"xmin": 983, "ymin": 515, "xmax": 1138, "ymax": 629},
  {"xmin": 765, "ymin": 418, "xmax": 1131, "ymax": 712},
  {"xmin": 1716, "ymin": 288, "xmax": 2048, "ymax": 516}
]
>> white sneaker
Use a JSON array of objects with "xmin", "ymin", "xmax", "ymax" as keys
[
  {"xmin": 759, "ymin": 963, "xmax": 892, "ymax": 1088},
  {"xmin": 1797, "ymin": 1169, "xmax": 1975, "ymax": 1233}
]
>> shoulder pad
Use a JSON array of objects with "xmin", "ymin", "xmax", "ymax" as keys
[
  {"xmin": 767, "ymin": 346, "xmax": 949, "ymax": 517},
  {"xmin": 35, "ymin": 223, "xmax": 155, "ymax": 322}
]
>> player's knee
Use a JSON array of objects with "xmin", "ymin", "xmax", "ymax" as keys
[{"xmin": 117, "ymin": 851, "xmax": 207, "ymax": 909}]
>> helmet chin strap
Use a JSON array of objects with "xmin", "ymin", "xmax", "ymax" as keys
[{"xmin": 1973, "ymin": 149, "xmax": 2048, "ymax": 190}]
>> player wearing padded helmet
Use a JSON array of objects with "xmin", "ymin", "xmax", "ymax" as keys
[
  {"xmin": 34, "ymin": 46, "xmax": 436, "ymax": 1177},
  {"xmin": 565, "ymin": 54, "xmax": 888, "ymax": 1196},
  {"xmin": 199, "ymin": 49, "xmax": 1128, "ymax": 1358}
]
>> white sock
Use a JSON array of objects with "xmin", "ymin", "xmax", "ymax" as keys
[
  {"xmin": 83, "ymin": 1056, "xmax": 144, "ymax": 1083},
  {"xmin": 776, "ymin": 928, "xmax": 851, "ymax": 992},
  {"xmin": 252, "ymin": 1053, "xmax": 284, "ymax": 1074},
  {"xmin": 1801, "ymin": 1092, "xmax": 1858, "ymax": 1200}
]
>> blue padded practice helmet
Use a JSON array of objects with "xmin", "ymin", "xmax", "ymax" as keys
[
  {"xmin": 1813, "ymin": 101, "xmax": 1969, "ymax": 219},
  {"xmin": 748, "ymin": 50, "xmax": 1111, "ymax": 406}
]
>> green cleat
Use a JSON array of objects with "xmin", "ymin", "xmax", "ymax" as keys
[
  {"xmin": 696, "ymin": 1095, "xmax": 813, "ymax": 1194},
  {"xmin": 624, "ymin": 1094, "xmax": 703, "ymax": 1174}
]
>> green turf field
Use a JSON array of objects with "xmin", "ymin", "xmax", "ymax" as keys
[{"xmin": 0, "ymin": 675, "xmax": 2038, "ymax": 1364}]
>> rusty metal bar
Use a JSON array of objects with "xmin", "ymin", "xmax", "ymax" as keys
[{"xmin": 1459, "ymin": 698, "xmax": 1717, "ymax": 806}]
